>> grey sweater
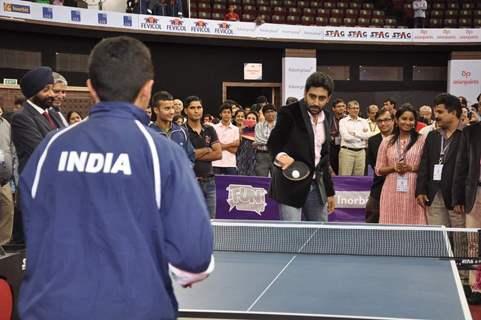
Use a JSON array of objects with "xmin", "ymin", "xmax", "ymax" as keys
[{"xmin": 0, "ymin": 118, "xmax": 14, "ymax": 184}]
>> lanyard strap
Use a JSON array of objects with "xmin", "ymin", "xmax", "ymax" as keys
[
  {"xmin": 439, "ymin": 135, "xmax": 451, "ymax": 164},
  {"xmin": 396, "ymin": 136, "xmax": 411, "ymax": 162}
]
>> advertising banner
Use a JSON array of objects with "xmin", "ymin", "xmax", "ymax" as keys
[
  {"xmin": 448, "ymin": 59, "xmax": 481, "ymax": 105},
  {"xmin": 215, "ymin": 175, "xmax": 372, "ymax": 223},
  {"xmin": 2, "ymin": 0, "xmax": 481, "ymax": 44}
]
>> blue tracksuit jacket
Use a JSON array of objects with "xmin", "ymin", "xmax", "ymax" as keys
[{"xmin": 18, "ymin": 102, "xmax": 213, "ymax": 320}]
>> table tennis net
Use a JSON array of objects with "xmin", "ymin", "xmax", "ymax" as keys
[{"xmin": 212, "ymin": 221, "xmax": 481, "ymax": 259}]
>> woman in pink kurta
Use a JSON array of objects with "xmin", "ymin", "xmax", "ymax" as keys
[{"xmin": 375, "ymin": 105, "xmax": 427, "ymax": 224}]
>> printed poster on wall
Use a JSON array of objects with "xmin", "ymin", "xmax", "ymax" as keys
[
  {"xmin": 448, "ymin": 59, "xmax": 481, "ymax": 105},
  {"xmin": 281, "ymin": 57, "xmax": 317, "ymax": 104}
]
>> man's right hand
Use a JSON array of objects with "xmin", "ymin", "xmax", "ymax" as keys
[
  {"xmin": 416, "ymin": 194, "xmax": 429, "ymax": 208},
  {"xmin": 276, "ymin": 154, "xmax": 295, "ymax": 170}
]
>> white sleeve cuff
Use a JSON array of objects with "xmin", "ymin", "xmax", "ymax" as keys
[
  {"xmin": 169, "ymin": 255, "xmax": 215, "ymax": 287},
  {"xmin": 274, "ymin": 152, "xmax": 288, "ymax": 167}
]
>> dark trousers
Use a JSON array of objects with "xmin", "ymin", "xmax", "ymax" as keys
[
  {"xmin": 213, "ymin": 167, "xmax": 237, "ymax": 175},
  {"xmin": 198, "ymin": 177, "xmax": 216, "ymax": 219},
  {"xmin": 11, "ymin": 192, "xmax": 24, "ymax": 244},
  {"xmin": 330, "ymin": 143, "xmax": 341, "ymax": 175},
  {"xmin": 255, "ymin": 152, "xmax": 272, "ymax": 177},
  {"xmin": 365, "ymin": 194, "xmax": 380, "ymax": 223},
  {"xmin": 414, "ymin": 17, "xmax": 425, "ymax": 28}
]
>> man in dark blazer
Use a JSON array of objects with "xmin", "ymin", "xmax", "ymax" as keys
[
  {"xmin": 365, "ymin": 107, "xmax": 394, "ymax": 223},
  {"xmin": 416, "ymin": 93, "xmax": 464, "ymax": 228},
  {"xmin": 8, "ymin": 67, "xmax": 56, "ymax": 246},
  {"xmin": 452, "ymin": 118, "xmax": 481, "ymax": 304},
  {"xmin": 12, "ymin": 66, "xmax": 57, "ymax": 173},
  {"xmin": 267, "ymin": 72, "xmax": 335, "ymax": 221}
]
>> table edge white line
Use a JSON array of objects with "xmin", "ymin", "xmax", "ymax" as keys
[{"xmin": 179, "ymin": 308, "xmax": 427, "ymax": 320}]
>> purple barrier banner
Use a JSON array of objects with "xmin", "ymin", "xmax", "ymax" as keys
[{"xmin": 215, "ymin": 175, "xmax": 373, "ymax": 222}]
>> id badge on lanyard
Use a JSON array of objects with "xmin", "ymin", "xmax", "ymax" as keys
[
  {"xmin": 396, "ymin": 175, "xmax": 409, "ymax": 192},
  {"xmin": 434, "ymin": 136, "xmax": 449, "ymax": 181},
  {"xmin": 396, "ymin": 138, "xmax": 409, "ymax": 193}
]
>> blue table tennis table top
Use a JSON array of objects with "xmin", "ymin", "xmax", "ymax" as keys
[{"xmin": 175, "ymin": 250, "xmax": 471, "ymax": 320}]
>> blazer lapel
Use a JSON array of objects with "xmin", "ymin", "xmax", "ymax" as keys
[
  {"xmin": 299, "ymin": 99, "xmax": 315, "ymax": 164},
  {"xmin": 24, "ymin": 103, "xmax": 53, "ymax": 134}
]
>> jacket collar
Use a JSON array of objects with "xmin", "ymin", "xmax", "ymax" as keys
[{"xmin": 89, "ymin": 101, "xmax": 149, "ymax": 125}]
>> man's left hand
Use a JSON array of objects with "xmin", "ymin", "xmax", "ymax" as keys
[{"xmin": 327, "ymin": 196, "xmax": 335, "ymax": 214}]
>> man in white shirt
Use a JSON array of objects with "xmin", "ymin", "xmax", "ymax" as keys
[
  {"xmin": 413, "ymin": 0, "xmax": 427, "ymax": 28},
  {"xmin": 254, "ymin": 104, "xmax": 277, "ymax": 176},
  {"xmin": 338, "ymin": 100, "xmax": 371, "ymax": 176},
  {"xmin": 212, "ymin": 103, "xmax": 240, "ymax": 175}
]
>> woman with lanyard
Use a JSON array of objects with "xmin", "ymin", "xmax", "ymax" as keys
[{"xmin": 375, "ymin": 104, "xmax": 427, "ymax": 224}]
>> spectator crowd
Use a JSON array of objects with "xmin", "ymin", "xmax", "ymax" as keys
[{"xmin": 1, "ymin": 65, "xmax": 481, "ymax": 302}]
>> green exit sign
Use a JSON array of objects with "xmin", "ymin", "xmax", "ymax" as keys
[{"xmin": 3, "ymin": 78, "xmax": 18, "ymax": 85}]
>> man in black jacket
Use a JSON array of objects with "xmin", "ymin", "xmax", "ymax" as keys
[
  {"xmin": 453, "ymin": 117, "xmax": 481, "ymax": 304},
  {"xmin": 416, "ymin": 93, "xmax": 464, "ymax": 228},
  {"xmin": 9, "ymin": 66, "xmax": 57, "ymax": 246},
  {"xmin": 267, "ymin": 72, "xmax": 335, "ymax": 221},
  {"xmin": 365, "ymin": 107, "xmax": 394, "ymax": 223},
  {"xmin": 12, "ymin": 66, "xmax": 57, "ymax": 174}
]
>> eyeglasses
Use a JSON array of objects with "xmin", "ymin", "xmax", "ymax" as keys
[{"xmin": 377, "ymin": 118, "xmax": 393, "ymax": 123}]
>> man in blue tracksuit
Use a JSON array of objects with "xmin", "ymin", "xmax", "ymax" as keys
[
  {"xmin": 149, "ymin": 90, "xmax": 195, "ymax": 163},
  {"xmin": 18, "ymin": 36, "xmax": 214, "ymax": 320}
]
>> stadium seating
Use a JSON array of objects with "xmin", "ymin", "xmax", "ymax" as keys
[{"xmin": 187, "ymin": 0, "xmax": 480, "ymax": 28}]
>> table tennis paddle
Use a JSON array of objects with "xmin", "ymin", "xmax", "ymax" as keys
[{"xmin": 282, "ymin": 161, "xmax": 311, "ymax": 181}]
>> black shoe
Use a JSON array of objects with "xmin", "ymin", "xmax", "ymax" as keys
[
  {"xmin": 468, "ymin": 292, "xmax": 481, "ymax": 305},
  {"xmin": 2, "ymin": 240, "xmax": 25, "ymax": 252}
]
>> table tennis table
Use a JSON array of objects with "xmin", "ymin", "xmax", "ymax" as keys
[{"xmin": 175, "ymin": 221, "xmax": 474, "ymax": 320}]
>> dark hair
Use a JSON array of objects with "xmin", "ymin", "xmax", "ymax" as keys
[
  {"xmin": 389, "ymin": 104, "xmax": 419, "ymax": 153},
  {"xmin": 67, "ymin": 110, "xmax": 82, "ymax": 121},
  {"xmin": 88, "ymin": 36, "xmax": 154, "ymax": 103},
  {"xmin": 332, "ymin": 98, "xmax": 345, "ymax": 108},
  {"xmin": 185, "ymin": 95, "xmax": 202, "ymax": 107},
  {"xmin": 173, "ymin": 114, "xmax": 184, "ymax": 124},
  {"xmin": 245, "ymin": 111, "xmax": 259, "ymax": 122},
  {"xmin": 384, "ymin": 97, "xmax": 397, "ymax": 107},
  {"xmin": 151, "ymin": 91, "xmax": 173, "ymax": 107},
  {"xmin": 14, "ymin": 96, "xmax": 25, "ymax": 105},
  {"xmin": 149, "ymin": 106, "xmax": 156, "ymax": 122},
  {"xmin": 233, "ymin": 109, "xmax": 245, "ymax": 126},
  {"xmin": 256, "ymin": 95, "xmax": 268, "ymax": 104},
  {"xmin": 459, "ymin": 96, "xmax": 468, "ymax": 108},
  {"xmin": 433, "ymin": 93, "xmax": 462, "ymax": 118},
  {"xmin": 375, "ymin": 107, "xmax": 394, "ymax": 120},
  {"xmin": 285, "ymin": 97, "xmax": 298, "ymax": 105},
  {"xmin": 218, "ymin": 102, "xmax": 232, "ymax": 115},
  {"xmin": 262, "ymin": 103, "xmax": 277, "ymax": 113},
  {"xmin": 304, "ymin": 72, "xmax": 334, "ymax": 96},
  {"xmin": 224, "ymin": 99, "xmax": 238, "ymax": 107},
  {"xmin": 477, "ymin": 93, "xmax": 481, "ymax": 102}
]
